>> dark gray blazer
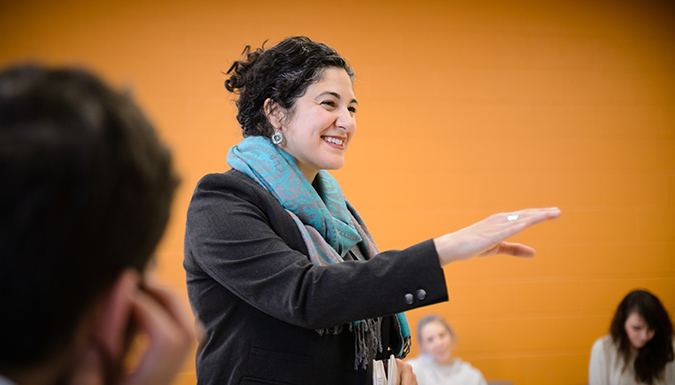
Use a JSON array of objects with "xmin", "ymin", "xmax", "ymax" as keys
[{"xmin": 184, "ymin": 170, "xmax": 448, "ymax": 385}]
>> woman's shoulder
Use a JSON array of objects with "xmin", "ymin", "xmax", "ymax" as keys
[
  {"xmin": 454, "ymin": 359, "xmax": 485, "ymax": 378},
  {"xmin": 192, "ymin": 169, "xmax": 272, "ymax": 202},
  {"xmin": 406, "ymin": 354, "xmax": 426, "ymax": 365},
  {"xmin": 196, "ymin": 169, "xmax": 259, "ymax": 190},
  {"xmin": 187, "ymin": 169, "xmax": 284, "ymax": 221},
  {"xmin": 591, "ymin": 335, "xmax": 613, "ymax": 351},
  {"xmin": 406, "ymin": 355, "xmax": 437, "ymax": 383},
  {"xmin": 590, "ymin": 334, "xmax": 616, "ymax": 366},
  {"xmin": 406, "ymin": 354, "xmax": 434, "ymax": 370}
]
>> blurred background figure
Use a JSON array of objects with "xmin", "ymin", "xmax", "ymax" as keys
[
  {"xmin": 589, "ymin": 289, "xmax": 675, "ymax": 385},
  {"xmin": 407, "ymin": 315, "xmax": 487, "ymax": 385},
  {"xmin": 0, "ymin": 64, "xmax": 195, "ymax": 385}
]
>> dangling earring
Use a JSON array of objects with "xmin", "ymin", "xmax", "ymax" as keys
[{"xmin": 272, "ymin": 130, "xmax": 283, "ymax": 145}]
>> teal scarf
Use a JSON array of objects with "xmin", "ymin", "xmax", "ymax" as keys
[{"xmin": 227, "ymin": 136, "xmax": 410, "ymax": 369}]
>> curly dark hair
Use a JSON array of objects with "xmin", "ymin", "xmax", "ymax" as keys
[
  {"xmin": 610, "ymin": 290, "xmax": 674, "ymax": 385},
  {"xmin": 224, "ymin": 36, "xmax": 354, "ymax": 138}
]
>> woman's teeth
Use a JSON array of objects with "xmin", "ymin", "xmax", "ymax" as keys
[{"xmin": 323, "ymin": 137, "xmax": 344, "ymax": 146}]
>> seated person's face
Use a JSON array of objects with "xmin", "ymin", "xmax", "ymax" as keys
[
  {"xmin": 624, "ymin": 312, "xmax": 655, "ymax": 349},
  {"xmin": 420, "ymin": 322, "xmax": 453, "ymax": 364}
]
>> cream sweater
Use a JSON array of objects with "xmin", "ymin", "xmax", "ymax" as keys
[
  {"xmin": 589, "ymin": 335, "xmax": 675, "ymax": 385},
  {"xmin": 407, "ymin": 354, "xmax": 487, "ymax": 385}
]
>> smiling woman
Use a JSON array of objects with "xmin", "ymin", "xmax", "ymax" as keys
[{"xmin": 183, "ymin": 36, "xmax": 561, "ymax": 385}]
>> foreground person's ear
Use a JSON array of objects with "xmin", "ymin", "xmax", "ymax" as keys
[
  {"xmin": 68, "ymin": 269, "xmax": 140, "ymax": 385},
  {"xmin": 96, "ymin": 269, "xmax": 141, "ymax": 360}
]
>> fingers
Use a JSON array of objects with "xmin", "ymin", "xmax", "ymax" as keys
[
  {"xmin": 120, "ymin": 281, "xmax": 196, "ymax": 385},
  {"xmin": 493, "ymin": 207, "xmax": 561, "ymax": 245},
  {"xmin": 503, "ymin": 207, "xmax": 561, "ymax": 227},
  {"xmin": 478, "ymin": 242, "xmax": 536, "ymax": 258},
  {"xmin": 139, "ymin": 278, "xmax": 195, "ymax": 339},
  {"xmin": 396, "ymin": 359, "xmax": 418, "ymax": 385},
  {"xmin": 435, "ymin": 207, "xmax": 561, "ymax": 266},
  {"xmin": 485, "ymin": 207, "xmax": 561, "ymax": 245}
]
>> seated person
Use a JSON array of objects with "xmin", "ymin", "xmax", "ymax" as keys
[
  {"xmin": 407, "ymin": 315, "xmax": 487, "ymax": 385},
  {"xmin": 589, "ymin": 289, "xmax": 675, "ymax": 385},
  {"xmin": 0, "ymin": 64, "xmax": 195, "ymax": 385}
]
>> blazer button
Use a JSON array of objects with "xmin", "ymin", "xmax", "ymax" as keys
[
  {"xmin": 404, "ymin": 293, "xmax": 414, "ymax": 305},
  {"xmin": 416, "ymin": 289, "xmax": 427, "ymax": 301}
]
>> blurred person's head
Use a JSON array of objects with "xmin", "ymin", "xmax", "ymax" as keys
[
  {"xmin": 610, "ymin": 289, "xmax": 674, "ymax": 385},
  {"xmin": 417, "ymin": 315, "xmax": 456, "ymax": 365},
  {"xmin": 0, "ymin": 64, "xmax": 178, "ymax": 383}
]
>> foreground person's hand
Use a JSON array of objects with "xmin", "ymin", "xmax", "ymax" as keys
[
  {"xmin": 121, "ymin": 279, "xmax": 196, "ymax": 385},
  {"xmin": 68, "ymin": 271, "xmax": 196, "ymax": 385}
]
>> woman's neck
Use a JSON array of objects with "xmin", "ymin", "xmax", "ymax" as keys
[{"xmin": 436, "ymin": 356, "xmax": 455, "ymax": 366}]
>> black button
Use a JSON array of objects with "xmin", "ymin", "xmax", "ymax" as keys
[
  {"xmin": 404, "ymin": 293, "xmax": 414, "ymax": 305},
  {"xmin": 416, "ymin": 289, "xmax": 427, "ymax": 301}
]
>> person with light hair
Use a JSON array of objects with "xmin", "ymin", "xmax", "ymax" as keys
[{"xmin": 407, "ymin": 315, "xmax": 487, "ymax": 385}]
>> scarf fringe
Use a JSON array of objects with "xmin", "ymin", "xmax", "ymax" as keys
[
  {"xmin": 316, "ymin": 317, "xmax": 383, "ymax": 370},
  {"xmin": 351, "ymin": 318, "xmax": 383, "ymax": 370}
]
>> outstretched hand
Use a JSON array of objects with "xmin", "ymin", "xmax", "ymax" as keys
[{"xmin": 433, "ymin": 207, "xmax": 561, "ymax": 267}]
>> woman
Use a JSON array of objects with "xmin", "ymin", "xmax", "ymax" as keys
[
  {"xmin": 407, "ymin": 315, "xmax": 487, "ymax": 385},
  {"xmin": 184, "ymin": 36, "xmax": 560, "ymax": 385},
  {"xmin": 589, "ymin": 290, "xmax": 675, "ymax": 385}
]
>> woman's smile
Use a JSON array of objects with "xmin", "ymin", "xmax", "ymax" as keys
[
  {"xmin": 276, "ymin": 67, "xmax": 357, "ymax": 182},
  {"xmin": 322, "ymin": 135, "xmax": 346, "ymax": 147}
]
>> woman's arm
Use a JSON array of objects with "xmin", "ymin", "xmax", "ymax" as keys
[{"xmin": 185, "ymin": 172, "xmax": 448, "ymax": 329}]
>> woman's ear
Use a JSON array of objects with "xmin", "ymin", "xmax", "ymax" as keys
[{"xmin": 263, "ymin": 98, "xmax": 283, "ymax": 130}]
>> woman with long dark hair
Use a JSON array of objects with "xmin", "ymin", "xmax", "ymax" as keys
[
  {"xmin": 184, "ymin": 36, "xmax": 560, "ymax": 385},
  {"xmin": 589, "ymin": 290, "xmax": 675, "ymax": 385}
]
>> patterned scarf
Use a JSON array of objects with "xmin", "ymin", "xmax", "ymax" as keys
[{"xmin": 227, "ymin": 136, "xmax": 410, "ymax": 369}]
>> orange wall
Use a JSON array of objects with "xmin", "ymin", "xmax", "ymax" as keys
[{"xmin": 1, "ymin": 1, "xmax": 674, "ymax": 384}]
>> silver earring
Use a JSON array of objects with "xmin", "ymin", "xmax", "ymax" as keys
[{"xmin": 272, "ymin": 130, "xmax": 283, "ymax": 145}]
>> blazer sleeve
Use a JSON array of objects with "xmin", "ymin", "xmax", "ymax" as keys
[{"xmin": 185, "ymin": 171, "xmax": 448, "ymax": 330}]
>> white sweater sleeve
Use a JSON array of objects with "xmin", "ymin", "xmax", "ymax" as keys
[{"xmin": 588, "ymin": 337, "xmax": 609, "ymax": 385}]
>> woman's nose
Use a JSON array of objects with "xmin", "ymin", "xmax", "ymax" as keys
[{"xmin": 336, "ymin": 108, "xmax": 355, "ymax": 131}]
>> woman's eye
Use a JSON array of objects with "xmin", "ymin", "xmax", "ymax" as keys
[
  {"xmin": 348, "ymin": 106, "xmax": 357, "ymax": 113},
  {"xmin": 322, "ymin": 100, "xmax": 336, "ymax": 107}
]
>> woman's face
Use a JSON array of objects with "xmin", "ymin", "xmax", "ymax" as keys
[
  {"xmin": 624, "ymin": 311, "xmax": 655, "ymax": 350},
  {"xmin": 277, "ymin": 67, "xmax": 357, "ymax": 182},
  {"xmin": 420, "ymin": 321, "xmax": 454, "ymax": 365}
]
